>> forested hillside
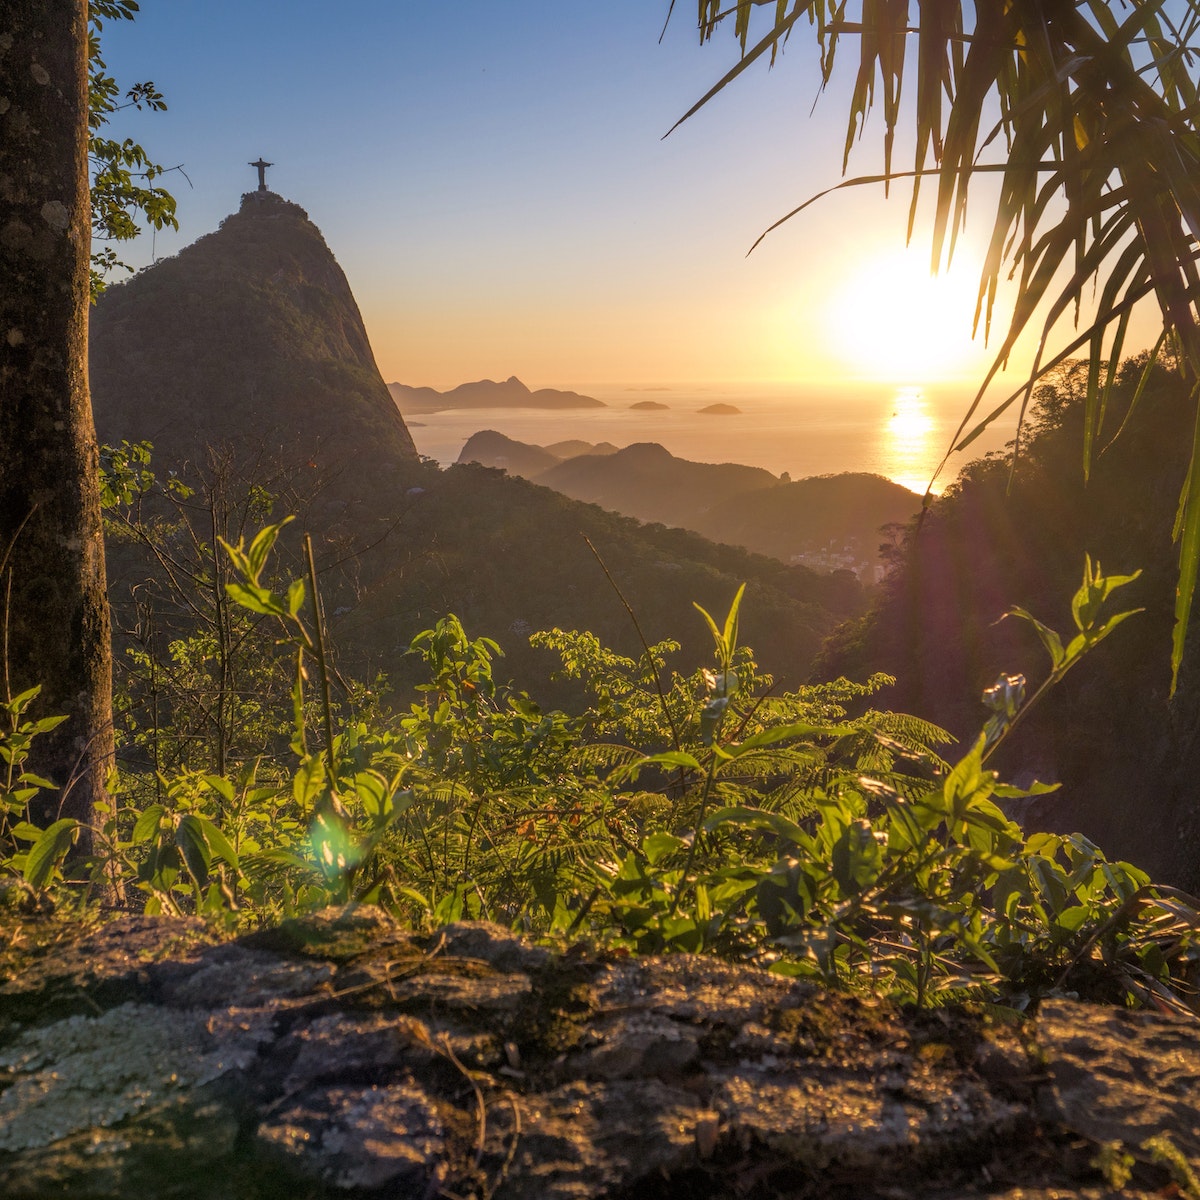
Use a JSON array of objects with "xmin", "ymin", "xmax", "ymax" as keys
[
  {"xmin": 460, "ymin": 433, "xmax": 919, "ymax": 575},
  {"xmin": 817, "ymin": 356, "xmax": 1199, "ymax": 885},
  {"xmin": 700, "ymin": 471, "xmax": 921, "ymax": 568}
]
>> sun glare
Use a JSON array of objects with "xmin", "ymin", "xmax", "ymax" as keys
[
  {"xmin": 828, "ymin": 248, "xmax": 986, "ymax": 383},
  {"xmin": 886, "ymin": 387, "xmax": 938, "ymax": 493},
  {"xmin": 889, "ymin": 387, "xmax": 935, "ymax": 440}
]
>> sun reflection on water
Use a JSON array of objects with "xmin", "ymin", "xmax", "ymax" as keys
[{"xmin": 886, "ymin": 387, "xmax": 937, "ymax": 493}]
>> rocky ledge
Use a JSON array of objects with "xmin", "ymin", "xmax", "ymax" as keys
[{"xmin": 0, "ymin": 907, "xmax": 1196, "ymax": 1199}]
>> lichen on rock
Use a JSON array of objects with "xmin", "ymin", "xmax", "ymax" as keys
[{"xmin": 0, "ymin": 1001, "xmax": 268, "ymax": 1153}]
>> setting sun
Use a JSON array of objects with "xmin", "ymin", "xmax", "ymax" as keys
[{"xmin": 828, "ymin": 247, "xmax": 988, "ymax": 383}]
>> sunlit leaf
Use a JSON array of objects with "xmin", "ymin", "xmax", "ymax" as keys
[
  {"xmin": 24, "ymin": 819, "xmax": 79, "ymax": 890},
  {"xmin": 132, "ymin": 804, "xmax": 166, "ymax": 843}
]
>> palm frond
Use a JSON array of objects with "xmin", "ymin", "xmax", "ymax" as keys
[{"xmin": 688, "ymin": 0, "xmax": 1200, "ymax": 685}]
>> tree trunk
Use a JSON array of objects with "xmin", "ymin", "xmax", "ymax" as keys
[{"xmin": 0, "ymin": 0, "xmax": 113, "ymax": 848}]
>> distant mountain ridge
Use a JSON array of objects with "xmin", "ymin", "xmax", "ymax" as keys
[
  {"xmin": 457, "ymin": 432, "xmax": 921, "ymax": 574},
  {"xmin": 389, "ymin": 376, "xmax": 606, "ymax": 412},
  {"xmin": 457, "ymin": 431, "xmax": 561, "ymax": 478},
  {"xmin": 457, "ymin": 431, "xmax": 616, "ymax": 479},
  {"xmin": 536, "ymin": 442, "xmax": 777, "ymax": 529}
]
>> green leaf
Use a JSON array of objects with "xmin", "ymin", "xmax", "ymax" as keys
[
  {"xmin": 224, "ymin": 581, "xmax": 286, "ymax": 617},
  {"xmin": 722, "ymin": 583, "xmax": 745, "ymax": 656},
  {"xmin": 196, "ymin": 816, "xmax": 240, "ymax": 872},
  {"xmin": 942, "ymin": 736, "xmax": 993, "ymax": 820},
  {"xmin": 28, "ymin": 715, "xmax": 70, "ymax": 736},
  {"xmin": 1053, "ymin": 904, "xmax": 1091, "ymax": 935},
  {"xmin": 353, "ymin": 770, "xmax": 388, "ymax": 817},
  {"xmin": 726, "ymin": 721, "xmax": 839, "ymax": 757},
  {"xmin": 8, "ymin": 820, "xmax": 46, "ymax": 843},
  {"xmin": 692, "ymin": 601, "xmax": 723, "ymax": 656},
  {"xmin": 395, "ymin": 885, "xmax": 432, "ymax": 913},
  {"xmin": 287, "ymin": 578, "xmax": 306, "ymax": 617},
  {"xmin": 7, "ymin": 685, "xmax": 42, "ymax": 714},
  {"xmin": 203, "ymin": 774, "xmax": 235, "ymax": 804},
  {"xmin": 1083, "ymin": 607, "xmax": 1145, "ymax": 654},
  {"xmin": 617, "ymin": 750, "xmax": 702, "ymax": 783},
  {"xmin": 703, "ymin": 805, "xmax": 808, "ymax": 845},
  {"xmin": 1007, "ymin": 606, "xmax": 1065, "ymax": 670},
  {"xmin": 292, "ymin": 754, "xmax": 326, "ymax": 809},
  {"xmin": 176, "ymin": 814, "xmax": 212, "ymax": 887},
  {"xmin": 256, "ymin": 848, "xmax": 316, "ymax": 871},
  {"xmin": 831, "ymin": 818, "xmax": 883, "ymax": 896},
  {"xmin": 246, "ymin": 518, "xmax": 292, "ymax": 579},
  {"xmin": 132, "ymin": 804, "xmax": 166, "ymax": 843},
  {"xmin": 644, "ymin": 832, "xmax": 685, "ymax": 864},
  {"xmin": 218, "ymin": 537, "xmax": 250, "ymax": 580},
  {"xmin": 992, "ymin": 779, "xmax": 1060, "ymax": 799},
  {"xmin": 24, "ymin": 819, "xmax": 79, "ymax": 890},
  {"xmin": 15, "ymin": 771, "xmax": 58, "ymax": 791}
]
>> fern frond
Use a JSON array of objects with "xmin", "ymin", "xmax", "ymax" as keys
[{"xmin": 568, "ymin": 742, "xmax": 644, "ymax": 773}]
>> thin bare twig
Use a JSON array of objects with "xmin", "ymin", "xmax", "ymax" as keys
[{"xmin": 582, "ymin": 535, "xmax": 683, "ymax": 755}]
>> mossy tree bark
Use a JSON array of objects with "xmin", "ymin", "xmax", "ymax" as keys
[{"xmin": 0, "ymin": 0, "xmax": 113, "ymax": 847}]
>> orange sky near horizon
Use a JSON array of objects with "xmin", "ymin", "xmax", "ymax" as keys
[{"xmin": 359, "ymin": 217, "xmax": 1009, "ymax": 391}]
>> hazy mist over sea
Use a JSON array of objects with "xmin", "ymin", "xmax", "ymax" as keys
[{"xmin": 404, "ymin": 381, "xmax": 1019, "ymax": 495}]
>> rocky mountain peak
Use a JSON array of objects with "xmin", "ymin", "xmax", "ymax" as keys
[{"xmin": 89, "ymin": 191, "xmax": 418, "ymax": 494}]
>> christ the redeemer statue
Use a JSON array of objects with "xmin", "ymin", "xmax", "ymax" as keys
[{"xmin": 250, "ymin": 158, "xmax": 272, "ymax": 191}]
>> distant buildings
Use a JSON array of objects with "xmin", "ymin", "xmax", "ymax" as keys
[{"xmin": 789, "ymin": 542, "xmax": 887, "ymax": 584}]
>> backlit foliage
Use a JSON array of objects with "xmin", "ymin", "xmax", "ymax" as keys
[
  {"xmin": 685, "ymin": 0, "xmax": 1200, "ymax": 685},
  {"xmin": 2, "ymin": 525, "xmax": 1196, "ymax": 1014}
]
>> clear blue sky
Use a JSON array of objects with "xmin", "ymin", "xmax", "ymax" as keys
[{"xmin": 96, "ymin": 2, "xmax": 1105, "ymax": 391}]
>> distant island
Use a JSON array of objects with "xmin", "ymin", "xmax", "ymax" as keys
[
  {"xmin": 630, "ymin": 400, "xmax": 670, "ymax": 411},
  {"xmin": 389, "ymin": 376, "xmax": 606, "ymax": 413},
  {"xmin": 699, "ymin": 403, "xmax": 741, "ymax": 415}
]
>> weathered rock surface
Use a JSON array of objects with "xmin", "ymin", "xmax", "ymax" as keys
[{"xmin": 0, "ymin": 908, "xmax": 1195, "ymax": 1198}]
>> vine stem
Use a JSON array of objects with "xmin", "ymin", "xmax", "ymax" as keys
[
  {"xmin": 582, "ymin": 536, "xmax": 684, "ymax": 756},
  {"xmin": 667, "ymin": 753, "xmax": 719, "ymax": 922},
  {"xmin": 304, "ymin": 534, "xmax": 339, "ymax": 801}
]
